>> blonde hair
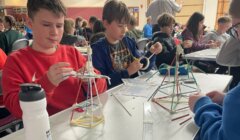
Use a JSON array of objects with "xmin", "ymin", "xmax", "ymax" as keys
[{"xmin": 64, "ymin": 18, "xmax": 75, "ymax": 34}]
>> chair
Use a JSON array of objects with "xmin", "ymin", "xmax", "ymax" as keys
[
  {"xmin": 136, "ymin": 38, "xmax": 150, "ymax": 55},
  {"xmin": 0, "ymin": 71, "xmax": 22, "ymax": 137},
  {"xmin": 11, "ymin": 38, "xmax": 29, "ymax": 53}
]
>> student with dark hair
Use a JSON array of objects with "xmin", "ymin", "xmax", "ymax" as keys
[
  {"xmin": 152, "ymin": 13, "xmax": 178, "ymax": 67},
  {"xmin": 74, "ymin": 16, "xmax": 83, "ymax": 36},
  {"xmin": 82, "ymin": 16, "xmax": 98, "ymax": 41},
  {"xmin": 181, "ymin": 12, "xmax": 217, "ymax": 54},
  {"xmin": 189, "ymin": 1, "xmax": 240, "ymax": 139},
  {"xmin": 60, "ymin": 18, "xmax": 87, "ymax": 46},
  {"xmin": 0, "ymin": 15, "xmax": 23, "ymax": 54},
  {"xmin": 91, "ymin": 0, "xmax": 162, "ymax": 88},
  {"xmin": 2, "ymin": 0, "xmax": 107, "ymax": 118},
  {"xmin": 90, "ymin": 19, "xmax": 106, "ymax": 44},
  {"xmin": 89, "ymin": 16, "xmax": 98, "ymax": 30}
]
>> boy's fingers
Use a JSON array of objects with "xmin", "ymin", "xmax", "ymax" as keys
[{"xmin": 52, "ymin": 62, "xmax": 71, "ymax": 69}]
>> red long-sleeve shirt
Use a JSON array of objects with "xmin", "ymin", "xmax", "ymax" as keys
[
  {"xmin": 2, "ymin": 45, "xmax": 107, "ymax": 118},
  {"xmin": 0, "ymin": 48, "xmax": 7, "ymax": 69}
]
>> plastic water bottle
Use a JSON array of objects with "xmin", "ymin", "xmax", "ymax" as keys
[{"xmin": 19, "ymin": 83, "xmax": 52, "ymax": 140}]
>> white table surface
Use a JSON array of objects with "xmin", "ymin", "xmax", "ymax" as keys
[
  {"xmin": 2, "ymin": 72, "xmax": 232, "ymax": 140},
  {"xmin": 183, "ymin": 48, "xmax": 220, "ymax": 61}
]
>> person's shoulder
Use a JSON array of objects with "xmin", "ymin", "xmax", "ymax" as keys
[
  {"xmin": 7, "ymin": 46, "xmax": 30, "ymax": 60},
  {"xmin": 91, "ymin": 37, "xmax": 107, "ymax": 49},
  {"xmin": 123, "ymin": 36, "xmax": 136, "ymax": 43}
]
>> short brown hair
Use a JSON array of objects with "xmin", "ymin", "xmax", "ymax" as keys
[
  {"xmin": 102, "ymin": 0, "xmax": 131, "ymax": 24},
  {"xmin": 64, "ymin": 18, "xmax": 75, "ymax": 34},
  {"xmin": 4, "ymin": 15, "xmax": 16, "ymax": 27},
  {"xmin": 157, "ymin": 13, "xmax": 175, "ymax": 27},
  {"xmin": 27, "ymin": 0, "xmax": 66, "ymax": 20},
  {"xmin": 218, "ymin": 16, "xmax": 231, "ymax": 24}
]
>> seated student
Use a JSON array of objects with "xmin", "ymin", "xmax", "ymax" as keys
[
  {"xmin": 0, "ymin": 15, "xmax": 23, "ymax": 55},
  {"xmin": 202, "ymin": 16, "xmax": 232, "ymax": 47},
  {"xmin": 151, "ymin": 13, "xmax": 179, "ymax": 68},
  {"xmin": 60, "ymin": 18, "xmax": 87, "ymax": 47},
  {"xmin": 189, "ymin": 1, "xmax": 240, "ymax": 140},
  {"xmin": 125, "ymin": 15, "xmax": 143, "ymax": 41},
  {"xmin": 82, "ymin": 16, "xmax": 98, "ymax": 41},
  {"xmin": 181, "ymin": 12, "xmax": 218, "ymax": 54},
  {"xmin": 2, "ymin": 0, "xmax": 107, "ymax": 119},
  {"xmin": 91, "ymin": 0, "xmax": 162, "ymax": 88},
  {"xmin": 181, "ymin": 12, "xmax": 220, "ymax": 73},
  {"xmin": 202, "ymin": 16, "xmax": 232, "ymax": 75},
  {"xmin": 74, "ymin": 16, "xmax": 84, "ymax": 36},
  {"xmin": 90, "ymin": 19, "xmax": 106, "ymax": 44},
  {"xmin": 143, "ymin": 16, "xmax": 153, "ymax": 39}
]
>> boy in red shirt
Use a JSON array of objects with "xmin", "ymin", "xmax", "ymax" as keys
[{"xmin": 2, "ymin": 0, "xmax": 107, "ymax": 118}]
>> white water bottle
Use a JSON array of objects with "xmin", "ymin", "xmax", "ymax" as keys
[{"xmin": 19, "ymin": 83, "xmax": 52, "ymax": 140}]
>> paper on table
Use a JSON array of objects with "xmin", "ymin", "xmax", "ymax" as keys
[{"xmin": 114, "ymin": 79, "xmax": 158, "ymax": 98}]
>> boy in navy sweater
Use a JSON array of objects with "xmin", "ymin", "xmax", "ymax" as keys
[{"xmin": 91, "ymin": 0, "xmax": 162, "ymax": 88}]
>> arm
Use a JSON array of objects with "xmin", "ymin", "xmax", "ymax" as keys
[
  {"xmin": 169, "ymin": 0, "xmax": 182, "ymax": 13},
  {"xmin": 181, "ymin": 29, "xmax": 208, "ymax": 53},
  {"xmin": 193, "ymin": 97, "xmax": 226, "ymax": 140},
  {"xmin": 2, "ymin": 57, "xmax": 58, "ymax": 118},
  {"xmin": 190, "ymin": 85, "xmax": 240, "ymax": 140},
  {"xmin": 154, "ymin": 38, "xmax": 176, "ymax": 67}
]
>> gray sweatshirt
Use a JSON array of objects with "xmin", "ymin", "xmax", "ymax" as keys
[
  {"xmin": 146, "ymin": 0, "xmax": 182, "ymax": 24},
  {"xmin": 216, "ymin": 37, "xmax": 240, "ymax": 66}
]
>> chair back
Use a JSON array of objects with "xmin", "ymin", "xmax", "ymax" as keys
[
  {"xmin": 136, "ymin": 38, "xmax": 149, "ymax": 55},
  {"xmin": 11, "ymin": 38, "xmax": 29, "ymax": 52}
]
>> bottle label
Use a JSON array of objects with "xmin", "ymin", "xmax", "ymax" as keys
[{"xmin": 46, "ymin": 130, "xmax": 52, "ymax": 140}]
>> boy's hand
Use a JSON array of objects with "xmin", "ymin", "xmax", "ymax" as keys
[
  {"xmin": 47, "ymin": 62, "xmax": 73, "ymax": 86},
  {"xmin": 127, "ymin": 59, "xmax": 143, "ymax": 76},
  {"xmin": 206, "ymin": 90, "xmax": 225, "ymax": 105},
  {"xmin": 149, "ymin": 42, "xmax": 162, "ymax": 54},
  {"xmin": 188, "ymin": 93, "xmax": 205, "ymax": 112}
]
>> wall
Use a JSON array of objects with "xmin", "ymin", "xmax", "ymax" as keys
[
  {"xmin": 175, "ymin": 0, "xmax": 204, "ymax": 25},
  {"xmin": 2, "ymin": 0, "xmax": 220, "ymax": 30},
  {"xmin": 203, "ymin": 0, "xmax": 218, "ymax": 30},
  {"xmin": 3, "ymin": 0, "xmax": 146, "ymax": 29}
]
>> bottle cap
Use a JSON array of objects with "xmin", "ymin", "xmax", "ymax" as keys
[{"xmin": 19, "ymin": 83, "xmax": 45, "ymax": 102}]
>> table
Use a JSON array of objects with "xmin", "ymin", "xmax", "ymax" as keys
[
  {"xmin": 2, "ymin": 72, "xmax": 232, "ymax": 140},
  {"xmin": 183, "ymin": 48, "xmax": 220, "ymax": 61}
]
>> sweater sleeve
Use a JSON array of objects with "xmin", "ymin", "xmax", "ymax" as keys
[
  {"xmin": 2, "ymin": 56, "xmax": 25, "ymax": 118},
  {"xmin": 169, "ymin": 0, "xmax": 182, "ymax": 12},
  {"xmin": 193, "ymin": 97, "xmax": 225, "ymax": 140},
  {"xmin": 194, "ymin": 85, "xmax": 240, "ymax": 140}
]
